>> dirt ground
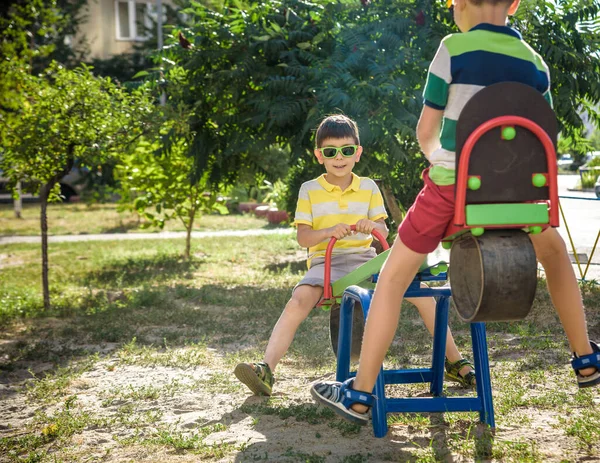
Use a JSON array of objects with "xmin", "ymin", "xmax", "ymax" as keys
[{"xmin": 1, "ymin": 314, "xmax": 599, "ymax": 463}]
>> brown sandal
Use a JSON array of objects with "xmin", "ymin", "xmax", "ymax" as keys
[{"xmin": 445, "ymin": 358, "xmax": 476, "ymax": 388}]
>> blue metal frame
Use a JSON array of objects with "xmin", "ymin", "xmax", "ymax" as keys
[{"xmin": 335, "ymin": 273, "xmax": 495, "ymax": 438}]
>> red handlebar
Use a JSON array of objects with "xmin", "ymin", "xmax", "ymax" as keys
[{"xmin": 321, "ymin": 224, "xmax": 390, "ymax": 304}]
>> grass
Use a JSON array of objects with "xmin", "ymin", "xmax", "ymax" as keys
[
  {"xmin": 26, "ymin": 354, "xmax": 99, "ymax": 403},
  {"xmin": 116, "ymin": 423, "xmax": 237, "ymax": 458},
  {"xmin": 0, "ymin": 233, "xmax": 599, "ymax": 462},
  {"xmin": 0, "ymin": 202, "xmax": 280, "ymax": 236}
]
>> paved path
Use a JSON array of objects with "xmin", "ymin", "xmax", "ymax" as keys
[{"xmin": 0, "ymin": 227, "xmax": 294, "ymax": 245}]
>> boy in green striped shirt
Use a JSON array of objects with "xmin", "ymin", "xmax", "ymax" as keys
[{"xmin": 312, "ymin": 0, "xmax": 598, "ymax": 426}]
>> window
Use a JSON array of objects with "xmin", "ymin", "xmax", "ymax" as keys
[
  {"xmin": 115, "ymin": 1, "xmax": 164, "ymax": 41},
  {"xmin": 116, "ymin": 1, "xmax": 131, "ymax": 39}
]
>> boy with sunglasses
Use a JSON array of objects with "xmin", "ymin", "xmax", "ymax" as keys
[
  {"xmin": 311, "ymin": 0, "xmax": 599, "ymax": 426},
  {"xmin": 234, "ymin": 114, "xmax": 476, "ymax": 396}
]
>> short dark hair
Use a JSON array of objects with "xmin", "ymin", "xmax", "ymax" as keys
[{"xmin": 315, "ymin": 115, "xmax": 360, "ymax": 148}]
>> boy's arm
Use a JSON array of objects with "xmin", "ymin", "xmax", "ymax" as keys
[
  {"xmin": 418, "ymin": 39, "xmax": 450, "ymax": 159},
  {"xmin": 372, "ymin": 218, "xmax": 389, "ymax": 240},
  {"xmin": 417, "ymin": 106, "xmax": 444, "ymax": 160},
  {"xmin": 297, "ymin": 223, "xmax": 352, "ymax": 248}
]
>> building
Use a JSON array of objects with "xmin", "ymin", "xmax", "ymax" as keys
[{"xmin": 81, "ymin": 0, "xmax": 173, "ymax": 60}]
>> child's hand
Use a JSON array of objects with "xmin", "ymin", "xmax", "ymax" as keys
[
  {"xmin": 354, "ymin": 219, "xmax": 376, "ymax": 235},
  {"xmin": 329, "ymin": 223, "xmax": 353, "ymax": 240}
]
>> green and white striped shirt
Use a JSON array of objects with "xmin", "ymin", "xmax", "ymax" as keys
[{"xmin": 423, "ymin": 23, "xmax": 552, "ymax": 185}]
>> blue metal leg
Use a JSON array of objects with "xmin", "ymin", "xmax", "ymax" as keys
[
  {"xmin": 350, "ymin": 289, "xmax": 389, "ymax": 437},
  {"xmin": 471, "ymin": 322, "xmax": 495, "ymax": 428},
  {"xmin": 336, "ymin": 294, "xmax": 354, "ymax": 382},
  {"xmin": 336, "ymin": 288, "xmax": 388, "ymax": 436},
  {"xmin": 372, "ymin": 366, "xmax": 388, "ymax": 438},
  {"xmin": 431, "ymin": 296, "xmax": 450, "ymax": 396}
]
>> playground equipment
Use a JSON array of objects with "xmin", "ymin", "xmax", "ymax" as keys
[
  {"xmin": 323, "ymin": 82, "xmax": 558, "ymax": 437},
  {"xmin": 322, "ymin": 228, "xmax": 492, "ymax": 438},
  {"xmin": 444, "ymin": 82, "xmax": 558, "ymax": 322}
]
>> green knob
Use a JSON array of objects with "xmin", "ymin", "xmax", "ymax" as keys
[
  {"xmin": 529, "ymin": 226, "xmax": 543, "ymax": 235},
  {"xmin": 468, "ymin": 176, "xmax": 481, "ymax": 190},
  {"xmin": 430, "ymin": 266, "xmax": 441, "ymax": 276},
  {"xmin": 471, "ymin": 227, "xmax": 485, "ymax": 237},
  {"xmin": 502, "ymin": 126, "xmax": 516, "ymax": 140},
  {"xmin": 442, "ymin": 241, "xmax": 452, "ymax": 250},
  {"xmin": 437, "ymin": 263, "xmax": 448, "ymax": 273},
  {"xmin": 532, "ymin": 173, "xmax": 547, "ymax": 187}
]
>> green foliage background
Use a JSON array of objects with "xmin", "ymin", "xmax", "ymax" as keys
[
  {"xmin": 153, "ymin": 0, "xmax": 600, "ymax": 215},
  {"xmin": 3, "ymin": 0, "xmax": 600, "ymax": 215}
]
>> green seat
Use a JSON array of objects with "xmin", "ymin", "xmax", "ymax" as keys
[
  {"xmin": 325, "ymin": 250, "xmax": 447, "ymax": 307},
  {"xmin": 331, "ymin": 250, "xmax": 390, "ymax": 297}
]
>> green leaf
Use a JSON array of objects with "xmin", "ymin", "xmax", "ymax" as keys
[
  {"xmin": 215, "ymin": 204, "xmax": 229, "ymax": 215},
  {"xmin": 132, "ymin": 70, "xmax": 150, "ymax": 79}
]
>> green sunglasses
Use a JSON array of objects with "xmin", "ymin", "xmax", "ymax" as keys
[{"xmin": 319, "ymin": 145, "xmax": 359, "ymax": 159}]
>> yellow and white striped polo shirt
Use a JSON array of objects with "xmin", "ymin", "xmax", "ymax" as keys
[{"xmin": 293, "ymin": 173, "xmax": 388, "ymax": 265}]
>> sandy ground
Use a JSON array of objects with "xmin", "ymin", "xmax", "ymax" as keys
[{"xmin": 1, "ymin": 318, "xmax": 599, "ymax": 463}]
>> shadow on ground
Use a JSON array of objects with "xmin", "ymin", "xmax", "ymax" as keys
[
  {"xmin": 98, "ymin": 221, "xmax": 143, "ymax": 234},
  {"xmin": 83, "ymin": 254, "xmax": 201, "ymax": 286}
]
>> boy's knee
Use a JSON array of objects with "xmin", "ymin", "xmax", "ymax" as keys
[
  {"xmin": 285, "ymin": 293, "xmax": 316, "ymax": 316},
  {"xmin": 533, "ymin": 230, "xmax": 568, "ymax": 263}
]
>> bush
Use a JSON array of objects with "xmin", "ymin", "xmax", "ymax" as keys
[
  {"xmin": 580, "ymin": 170, "xmax": 600, "ymax": 188},
  {"xmin": 587, "ymin": 156, "xmax": 600, "ymax": 168}
]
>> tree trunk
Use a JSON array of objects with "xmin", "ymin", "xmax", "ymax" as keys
[
  {"xmin": 40, "ymin": 183, "xmax": 52, "ymax": 310},
  {"xmin": 185, "ymin": 206, "xmax": 196, "ymax": 260},
  {"xmin": 14, "ymin": 181, "xmax": 22, "ymax": 219},
  {"xmin": 380, "ymin": 183, "xmax": 404, "ymax": 226},
  {"xmin": 37, "ymin": 150, "xmax": 75, "ymax": 310},
  {"xmin": 185, "ymin": 225, "xmax": 192, "ymax": 260}
]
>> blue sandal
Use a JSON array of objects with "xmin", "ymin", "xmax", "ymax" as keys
[
  {"xmin": 310, "ymin": 378, "xmax": 374, "ymax": 426},
  {"xmin": 571, "ymin": 341, "xmax": 600, "ymax": 388}
]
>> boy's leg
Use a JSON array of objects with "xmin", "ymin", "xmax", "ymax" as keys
[
  {"xmin": 263, "ymin": 284, "xmax": 323, "ymax": 370},
  {"xmin": 350, "ymin": 237, "xmax": 427, "ymax": 412},
  {"xmin": 529, "ymin": 227, "xmax": 595, "ymax": 376},
  {"xmin": 235, "ymin": 284, "xmax": 322, "ymax": 395},
  {"xmin": 406, "ymin": 294, "xmax": 474, "ymax": 382}
]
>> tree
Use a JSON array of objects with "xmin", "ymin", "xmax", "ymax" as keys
[
  {"xmin": 589, "ymin": 129, "xmax": 600, "ymax": 151},
  {"xmin": 166, "ymin": 0, "xmax": 447, "ymax": 220},
  {"xmin": 158, "ymin": 0, "xmax": 600, "ymax": 223},
  {"xmin": 0, "ymin": 0, "xmax": 90, "ymax": 216},
  {"xmin": 276, "ymin": 0, "xmax": 449, "ymax": 218},
  {"xmin": 155, "ymin": 0, "xmax": 338, "ymax": 205},
  {"xmin": 1, "ymin": 63, "xmax": 155, "ymax": 309},
  {"xmin": 117, "ymin": 135, "xmax": 227, "ymax": 260},
  {"xmin": 514, "ymin": 0, "xmax": 600, "ymax": 140},
  {"xmin": 0, "ymin": 0, "xmax": 88, "ymax": 73}
]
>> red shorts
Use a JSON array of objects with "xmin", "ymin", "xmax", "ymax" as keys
[{"xmin": 397, "ymin": 168, "xmax": 455, "ymax": 254}]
